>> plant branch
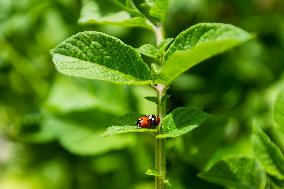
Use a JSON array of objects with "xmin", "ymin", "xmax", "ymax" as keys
[
  {"xmin": 154, "ymin": 84, "xmax": 167, "ymax": 189},
  {"xmin": 153, "ymin": 24, "xmax": 164, "ymax": 46},
  {"xmin": 151, "ymin": 10, "xmax": 167, "ymax": 186}
]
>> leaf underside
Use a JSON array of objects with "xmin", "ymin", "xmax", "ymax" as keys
[
  {"xmin": 79, "ymin": 0, "xmax": 152, "ymax": 29},
  {"xmin": 50, "ymin": 31, "xmax": 152, "ymax": 85}
]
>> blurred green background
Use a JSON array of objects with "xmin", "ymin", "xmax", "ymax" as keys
[{"xmin": 0, "ymin": 0, "xmax": 284, "ymax": 188}]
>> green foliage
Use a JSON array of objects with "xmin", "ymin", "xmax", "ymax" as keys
[
  {"xmin": 158, "ymin": 38, "xmax": 173, "ymax": 52},
  {"xmin": 145, "ymin": 169, "xmax": 159, "ymax": 176},
  {"xmin": 51, "ymin": 23, "xmax": 252, "ymax": 86},
  {"xmin": 158, "ymin": 23, "xmax": 253, "ymax": 84},
  {"xmin": 103, "ymin": 107, "xmax": 210, "ymax": 138},
  {"xmin": 252, "ymin": 125, "xmax": 284, "ymax": 180},
  {"xmin": 2, "ymin": 0, "xmax": 284, "ymax": 188},
  {"xmin": 275, "ymin": 91, "xmax": 284, "ymax": 134},
  {"xmin": 158, "ymin": 107, "xmax": 211, "ymax": 138},
  {"xmin": 103, "ymin": 126, "xmax": 157, "ymax": 136},
  {"xmin": 138, "ymin": 38, "xmax": 173, "ymax": 59},
  {"xmin": 198, "ymin": 157, "xmax": 266, "ymax": 189},
  {"xmin": 137, "ymin": 44, "xmax": 159, "ymax": 58},
  {"xmin": 50, "ymin": 31, "xmax": 152, "ymax": 85},
  {"xmin": 79, "ymin": 0, "xmax": 153, "ymax": 29},
  {"xmin": 145, "ymin": 0, "xmax": 168, "ymax": 23},
  {"xmin": 44, "ymin": 76, "xmax": 129, "ymax": 113},
  {"xmin": 42, "ymin": 113, "xmax": 135, "ymax": 155},
  {"xmin": 144, "ymin": 96, "xmax": 159, "ymax": 104}
]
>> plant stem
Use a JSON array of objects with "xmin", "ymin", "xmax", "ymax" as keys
[
  {"xmin": 155, "ymin": 84, "xmax": 167, "ymax": 189},
  {"xmin": 153, "ymin": 23, "xmax": 167, "ymax": 189},
  {"xmin": 154, "ymin": 24, "xmax": 164, "ymax": 46}
]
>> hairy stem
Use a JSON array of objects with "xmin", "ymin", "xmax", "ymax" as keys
[
  {"xmin": 152, "ymin": 20, "xmax": 167, "ymax": 189},
  {"xmin": 154, "ymin": 24, "xmax": 164, "ymax": 46},
  {"xmin": 155, "ymin": 84, "xmax": 167, "ymax": 189}
]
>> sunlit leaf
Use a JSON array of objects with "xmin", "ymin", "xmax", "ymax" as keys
[
  {"xmin": 252, "ymin": 125, "xmax": 284, "ymax": 180},
  {"xmin": 137, "ymin": 44, "xmax": 158, "ymax": 58},
  {"xmin": 157, "ymin": 107, "xmax": 211, "ymax": 138},
  {"xmin": 50, "ymin": 31, "xmax": 152, "ymax": 85},
  {"xmin": 199, "ymin": 157, "xmax": 266, "ymax": 189},
  {"xmin": 158, "ymin": 38, "xmax": 173, "ymax": 52},
  {"xmin": 103, "ymin": 126, "xmax": 157, "ymax": 136},
  {"xmin": 158, "ymin": 23, "xmax": 253, "ymax": 84},
  {"xmin": 157, "ymin": 125, "xmax": 198, "ymax": 138},
  {"xmin": 145, "ymin": 169, "xmax": 158, "ymax": 176}
]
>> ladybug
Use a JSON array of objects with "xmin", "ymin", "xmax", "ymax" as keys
[
  {"xmin": 147, "ymin": 114, "xmax": 160, "ymax": 127},
  {"xmin": 136, "ymin": 114, "xmax": 160, "ymax": 129},
  {"xmin": 136, "ymin": 115, "xmax": 151, "ymax": 128}
]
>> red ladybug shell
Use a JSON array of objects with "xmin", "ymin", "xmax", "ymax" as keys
[
  {"xmin": 136, "ymin": 116, "xmax": 151, "ymax": 128},
  {"xmin": 136, "ymin": 115, "xmax": 160, "ymax": 129}
]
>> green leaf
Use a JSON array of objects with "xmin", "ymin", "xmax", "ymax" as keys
[
  {"xmin": 275, "ymin": 91, "xmax": 284, "ymax": 134},
  {"xmin": 163, "ymin": 179, "xmax": 171, "ymax": 186},
  {"xmin": 158, "ymin": 23, "xmax": 253, "ymax": 85},
  {"xmin": 145, "ymin": 169, "xmax": 159, "ymax": 176},
  {"xmin": 50, "ymin": 31, "xmax": 152, "ymax": 85},
  {"xmin": 157, "ymin": 125, "xmax": 198, "ymax": 138},
  {"xmin": 158, "ymin": 38, "xmax": 173, "ymax": 52},
  {"xmin": 146, "ymin": 0, "xmax": 168, "ymax": 22},
  {"xmin": 103, "ymin": 126, "xmax": 157, "ymax": 136},
  {"xmin": 144, "ymin": 96, "xmax": 159, "ymax": 104},
  {"xmin": 144, "ymin": 94, "xmax": 170, "ymax": 105},
  {"xmin": 145, "ymin": 169, "xmax": 171, "ymax": 186},
  {"xmin": 151, "ymin": 63, "xmax": 162, "ymax": 75},
  {"xmin": 78, "ymin": 0, "xmax": 152, "ymax": 29},
  {"xmin": 198, "ymin": 157, "xmax": 266, "ymax": 189},
  {"xmin": 252, "ymin": 125, "xmax": 284, "ymax": 180},
  {"xmin": 157, "ymin": 107, "xmax": 211, "ymax": 138},
  {"xmin": 137, "ymin": 44, "xmax": 158, "ymax": 58}
]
